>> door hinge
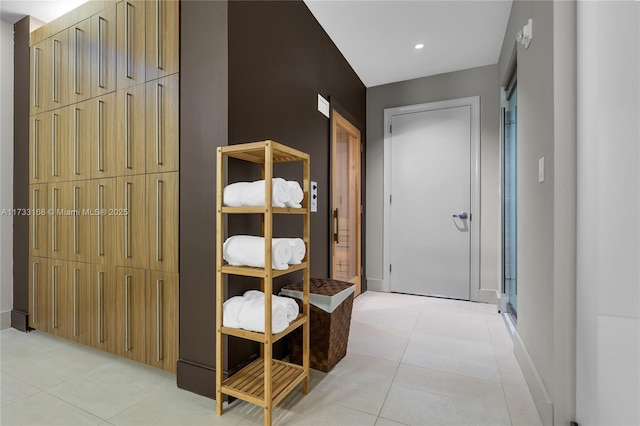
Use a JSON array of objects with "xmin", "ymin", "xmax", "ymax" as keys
[
  {"xmin": 390, "ymin": 194, "xmax": 392, "ymax": 204},
  {"xmin": 389, "ymin": 264, "xmax": 392, "ymax": 273},
  {"xmin": 389, "ymin": 124, "xmax": 393, "ymax": 134}
]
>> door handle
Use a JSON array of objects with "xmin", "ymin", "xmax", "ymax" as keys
[
  {"xmin": 453, "ymin": 212, "xmax": 469, "ymax": 220},
  {"xmin": 333, "ymin": 208, "xmax": 339, "ymax": 243}
]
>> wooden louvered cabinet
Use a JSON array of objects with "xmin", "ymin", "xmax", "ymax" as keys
[
  {"xmin": 117, "ymin": 0, "xmax": 146, "ymax": 89},
  {"xmin": 91, "ymin": 4, "xmax": 117, "ymax": 97},
  {"xmin": 28, "ymin": 257, "xmax": 48, "ymax": 331},
  {"xmin": 116, "ymin": 84, "xmax": 146, "ymax": 175},
  {"xmin": 147, "ymin": 172, "xmax": 178, "ymax": 272},
  {"xmin": 68, "ymin": 18, "xmax": 91, "ymax": 104},
  {"xmin": 90, "ymin": 264, "xmax": 117, "ymax": 354},
  {"xmin": 145, "ymin": 74, "xmax": 179, "ymax": 173},
  {"xmin": 116, "ymin": 175, "xmax": 148, "ymax": 269},
  {"xmin": 67, "ymin": 262, "xmax": 92, "ymax": 346},
  {"xmin": 145, "ymin": 0, "xmax": 179, "ymax": 81},
  {"xmin": 29, "ymin": 185, "xmax": 48, "ymax": 258},
  {"xmin": 146, "ymin": 271, "xmax": 178, "ymax": 372},
  {"xmin": 116, "ymin": 267, "xmax": 146, "ymax": 363}
]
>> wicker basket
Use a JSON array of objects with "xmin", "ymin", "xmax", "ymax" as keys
[{"xmin": 285, "ymin": 278, "xmax": 354, "ymax": 373}]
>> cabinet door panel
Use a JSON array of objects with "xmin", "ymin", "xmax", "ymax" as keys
[
  {"xmin": 48, "ymin": 259, "xmax": 69, "ymax": 338},
  {"xmin": 91, "ymin": 178, "xmax": 117, "ymax": 265},
  {"xmin": 69, "ymin": 100, "xmax": 92, "ymax": 181},
  {"xmin": 30, "ymin": 114, "xmax": 48, "ymax": 184},
  {"xmin": 28, "ymin": 257, "xmax": 48, "ymax": 331},
  {"xmin": 48, "ymin": 182, "xmax": 68, "ymax": 260},
  {"xmin": 91, "ymin": 5, "xmax": 117, "ymax": 97},
  {"xmin": 147, "ymin": 172, "xmax": 177, "ymax": 272},
  {"xmin": 146, "ymin": 271, "xmax": 178, "ymax": 372},
  {"xmin": 116, "ymin": 85, "xmax": 146, "ymax": 175},
  {"xmin": 89, "ymin": 93, "xmax": 117, "ymax": 178},
  {"xmin": 90, "ymin": 264, "xmax": 117, "ymax": 354},
  {"xmin": 116, "ymin": 267, "xmax": 146, "ymax": 362},
  {"xmin": 30, "ymin": 41, "xmax": 48, "ymax": 115},
  {"xmin": 29, "ymin": 184, "xmax": 49, "ymax": 258},
  {"xmin": 67, "ymin": 181, "xmax": 91, "ymax": 263},
  {"xmin": 145, "ymin": 0, "xmax": 179, "ymax": 80},
  {"xmin": 116, "ymin": 175, "xmax": 147, "ymax": 269},
  {"xmin": 69, "ymin": 18, "xmax": 91, "ymax": 103},
  {"xmin": 117, "ymin": 1, "xmax": 146, "ymax": 89},
  {"xmin": 68, "ymin": 262, "xmax": 91, "ymax": 346},
  {"xmin": 145, "ymin": 74, "xmax": 178, "ymax": 173},
  {"xmin": 48, "ymin": 31, "xmax": 69, "ymax": 109},
  {"xmin": 46, "ymin": 109, "xmax": 70, "ymax": 183}
]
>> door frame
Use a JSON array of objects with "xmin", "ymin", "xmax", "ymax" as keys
[{"xmin": 382, "ymin": 96, "xmax": 481, "ymax": 301}]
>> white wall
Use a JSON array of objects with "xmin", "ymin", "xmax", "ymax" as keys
[
  {"xmin": 0, "ymin": 18, "xmax": 14, "ymax": 329},
  {"xmin": 576, "ymin": 1, "xmax": 640, "ymax": 424}
]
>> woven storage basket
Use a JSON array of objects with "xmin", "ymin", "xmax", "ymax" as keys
[{"xmin": 285, "ymin": 278, "xmax": 354, "ymax": 373}]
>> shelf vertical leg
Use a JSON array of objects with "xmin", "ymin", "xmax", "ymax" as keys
[
  {"xmin": 215, "ymin": 147, "xmax": 224, "ymax": 415},
  {"xmin": 302, "ymin": 153, "xmax": 311, "ymax": 394}
]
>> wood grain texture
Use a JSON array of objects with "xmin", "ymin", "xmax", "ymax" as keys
[
  {"xmin": 47, "ymin": 259, "xmax": 69, "ymax": 338},
  {"xmin": 146, "ymin": 271, "xmax": 178, "ymax": 372},
  {"xmin": 90, "ymin": 264, "xmax": 117, "ymax": 354},
  {"xmin": 90, "ymin": 178, "xmax": 117, "ymax": 265},
  {"xmin": 116, "ymin": 84, "xmax": 146, "ymax": 175},
  {"xmin": 48, "ymin": 30, "xmax": 69, "ymax": 110},
  {"xmin": 47, "ymin": 182, "xmax": 69, "ymax": 260},
  {"xmin": 145, "ymin": 74, "xmax": 179, "ymax": 173},
  {"xmin": 29, "ymin": 42, "xmax": 48, "ymax": 115},
  {"xmin": 29, "ymin": 114, "xmax": 47, "ymax": 184},
  {"xmin": 91, "ymin": 4, "xmax": 117, "ymax": 98},
  {"xmin": 69, "ymin": 100, "xmax": 92, "ymax": 181},
  {"xmin": 29, "ymin": 184, "xmax": 49, "ymax": 258},
  {"xmin": 46, "ymin": 108, "xmax": 70, "ymax": 183},
  {"xmin": 67, "ymin": 261, "xmax": 91, "ymax": 346},
  {"xmin": 145, "ymin": 0, "xmax": 179, "ymax": 81},
  {"xmin": 66, "ymin": 181, "xmax": 91, "ymax": 263},
  {"xmin": 116, "ymin": 267, "xmax": 146, "ymax": 363},
  {"xmin": 28, "ymin": 257, "xmax": 49, "ymax": 331},
  {"xmin": 147, "ymin": 172, "xmax": 178, "ymax": 272},
  {"xmin": 68, "ymin": 18, "xmax": 91, "ymax": 104},
  {"xmin": 116, "ymin": 175, "xmax": 148, "ymax": 269},
  {"xmin": 89, "ymin": 92, "xmax": 117, "ymax": 178},
  {"xmin": 116, "ymin": 0, "xmax": 146, "ymax": 89}
]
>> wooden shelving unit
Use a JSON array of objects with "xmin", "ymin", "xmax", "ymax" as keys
[{"xmin": 215, "ymin": 140, "xmax": 310, "ymax": 426}]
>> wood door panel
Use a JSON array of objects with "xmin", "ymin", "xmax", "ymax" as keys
[
  {"xmin": 145, "ymin": 74, "xmax": 178, "ymax": 173},
  {"xmin": 28, "ymin": 257, "xmax": 49, "ymax": 331},
  {"xmin": 117, "ymin": 0, "xmax": 146, "ymax": 89},
  {"xmin": 116, "ymin": 176, "xmax": 148, "ymax": 269},
  {"xmin": 146, "ymin": 271, "xmax": 178, "ymax": 372},
  {"xmin": 91, "ymin": 4, "xmax": 117, "ymax": 97},
  {"xmin": 91, "ymin": 178, "xmax": 117, "ymax": 265},
  {"xmin": 68, "ymin": 262, "xmax": 91, "ymax": 345},
  {"xmin": 48, "ymin": 182, "xmax": 69, "ymax": 260},
  {"xmin": 30, "ymin": 42, "xmax": 48, "ymax": 115},
  {"xmin": 29, "ymin": 114, "xmax": 47, "ymax": 184},
  {"xmin": 89, "ymin": 93, "xmax": 118, "ymax": 179},
  {"xmin": 67, "ymin": 181, "xmax": 91, "ymax": 263},
  {"xmin": 90, "ymin": 264, "xmax": 117, "ymax": 354},
  {"xmin": 69, "ymin": 18, "xmax": 91, "ymax": 103},
  {"xmin": 116, "ymin": 85, "xmax": 146, "ymax": 175},
  {"xmin": 48, "ymin": 259, "xmax": 69, "ymax": 338},
  {"xmin": 145, "ymin": 0, "xmax": 179, "ymax": 80},
  {"xmin": 116, "ymin": 268, "xmax": 146, "ymax": 363},
  {"xmin": 147, "ymin": 172, "xmax": 178, "ymax": 272},
  {"xmin": 29, "ymin": 184, "xmax": 49, "ymax": 258},
  {"xmin": 69, "ymin": 100, "xmax": 92, "ymax": 181}
]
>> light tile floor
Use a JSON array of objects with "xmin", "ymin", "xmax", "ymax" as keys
[{"xmin": 1, "ymin": 291, "xmax": 542, "ymax": 425}]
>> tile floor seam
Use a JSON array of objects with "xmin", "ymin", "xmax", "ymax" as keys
[{"xmin": 44, "ymin": 388, "xmax": 110, "ymax": 423}]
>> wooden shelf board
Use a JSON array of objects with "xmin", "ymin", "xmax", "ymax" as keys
[
  {"xmin": 221, "ymin": 314, "xmax": 307, "ymax": 343},
  {"xmin": 219, "ymin": 140, "xmax": 309, "ymax": 164},
  {"xmin": 221, "ymin": 206, "xmax": 307, "ymax": 215},
  {"xmin": 221, "ymin": 358, "xmax": 306, "ymax": 407},
  {"xmin": 221, "ymin": 262, "xmax": 308, "ymax": 278}
]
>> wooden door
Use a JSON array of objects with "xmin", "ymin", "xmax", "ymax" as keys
[
  {"xmin": 47, "ymin": 30, "xmax": 69, "ymax": 110},
  {"xmin": 91, "ymin": 178, "xmax": 117, "ymax": 265},
  {"xmin": 146, "ymin": 271, "xmax": 178, "ymax": 372},
  {"xmin": 90, "ymin": 264, "xmax": 117, "ymax": 354},
  {"xmin": 48, "ymin": 182, "xmax": 68, "ymax": 260},
  {"xmin": 145, "ymin": 74, "xmax": 178, "ymax": 173},
  {"xmin": 89, "ymin": 93, "xmax": 117, "ymax": 179},
  {"xmin": 48, "ymin": 259, "xmax": 69, "ymax": 338},
  {"xmin": 117, "ymin": 0, "xmax": 146, "ymax": 89},
  {"xmin": 145, "ymin": 0, "xmax": 179, "ymax": 81},
  {"xmin": 69, "ymin": 100, "xmax": 92, "ymax": 181},
  {"xmin": 116, "ymin": 84, "xmax": 146, "ymax": 175},
  {"xmin": 30, "ymin": 41, "xmax": 48, "ymax": 115},
  {"xmin": 30, "ymin": 114, "xmax": 48, "ymax": 184},
  {"xmin": 116, "ymin": 267, "xmax": 146, "ymax": 363},
  {"xmin": 91, "ymin": 4, "xmax": 117, "ymax": 97},
  {"xmin": 116, "ymin": 175, "xmax": 147, "ymax": 269},
  {"xmin": 28, "ymin": 257, "xmax": 48, "ymax": 331},
  {"xmin": 46, "ymin": 109, "xmax": 70, "ymax": 183},
  {"xmin": 68, "ymin": 262, "xmax": 91, "ymax": 345},
  {"xmin": 67, "ymin": 181, "xmax": 91, "ymax": 263},
  {"xmin": 331, "ymin": 111, "xmax": 362, "ymax": 295},
  {"xmin": 29, "ymin": 184, "xmax": 49, "ymax": 258},
  {"xmin": 69, "ymin": 18, "xmax": 91, "ymax": 104},
  {"xmin": 147, "ymin": 172, "xmax": 178, "ymax": 272}
]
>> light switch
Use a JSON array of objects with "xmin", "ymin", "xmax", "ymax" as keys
[
  {"xmin": 310, "ymin": 181, "xmax": 318, "ymax": 212},
  {"xmin": 317, "ymin": 95, "xmax": 330, "ymax": 118},
  {"xmin": 538, "ymin": 157, "xmax": 545, "ymax": 183}
]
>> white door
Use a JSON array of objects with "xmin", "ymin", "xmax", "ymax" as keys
[{"xmin": 387, "ymin": 100, "xmax": 477, "ymax": 300}]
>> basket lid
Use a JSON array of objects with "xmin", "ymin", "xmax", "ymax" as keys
[{"xmin": 281, "ymin": 278, "xmax": 355, "ymax": 313}]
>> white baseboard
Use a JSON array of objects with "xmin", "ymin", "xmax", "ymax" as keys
[
  {"xmin": 513, "ymin": 330, "xmax": 554, "ymax": 426},
  {"xmin": 477, "ymin": 288, "xmax": 499, "ymax": 304},
  {"xmin": 365, "ymin": 278, "xmax": 386, "ymax": 292},
  {"xmin": 0, "ymin": 310, "xmax": 11, "ymax": 330}
]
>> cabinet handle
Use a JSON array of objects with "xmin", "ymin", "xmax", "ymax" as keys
[
  {"xmin": 74, "ymin": 108, "xmax": 79, "ymax": 175},
  {"xmin": 51, "ymin": 187, "xmax": 57, "ymax": 252},
  {"xmin": 51, "ymin": 265, "xmax": 58, "ymax": 329},
  {"xmin": 124, "ymin": 182, "xmax": 131, "ymax": 259},
  {"xmin": 125, "ymin": 93, "xmax": 132, "ymax": 169},
  {"xmin": 98, "ymin": 17, "xmax": 106, "ymax": 88},
  {"xmin": 155, "ymin": 0, "xmax": 162, "ymax": 70},
  {"xmin": 52, "ymin": 39, "xmax": 59, "ymax": 103},
  {"xmin": 97, "ymin": 271, "xmax": 104, "ymax": 343},
  {"xmin": 97, "ymin": 185, "xmax": 104, "ymax": 256},
  {"xmin": 32, "ymin": 262, "xmax": 38, "ymax": 323},
  {"xmin": 156, "ymin": 180, "xmax": 163, "ymax": 262},
  {"xmin": 155, "ymin": 83, "xmax": 163, "ymax": 165},
  {"xmin": 33, "ymin": 118, "xmax": 39, "ymax": 180},
  {"xmin": 74, "ymin": 27, "xmax": 80, "ymax": 95},
  {"xmin": 73, "ymin": 186, "xmax": 79, "ymax": 254},
  {"xmin": 156, "ymin": 279, "xmax": 163, "ymax": 361},
  {"xmin": 32, "ymin": 189, "xmax": 39, "ymax": 250},
  {"xmin": 124, "ymin": 274, "xmax": 131, "ymax": 351},
  {"xmin": 97, "ymin": 100, "xmax": 104, "ymax": 172},
  {"xmin": 333, "ymin": 208, "xmax": 339, "ymax": 244},
  {"xmin": 51, "ymin": 113, "xmax": 58, "ymax": 178},
  {"xmin": 73, "ymin": 268, "xmax": 79, "ymax": 336},
  {"xmin": 125, "ymin": 2, "xmax": 133, "ymax": 79},
  {"xmin": 33, "ymin": 47, "xmax": 40, "ymax": 107}
]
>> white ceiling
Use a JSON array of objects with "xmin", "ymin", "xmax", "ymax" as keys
[
  {"xmin": 0, "ymin": 0, "xmax": 512, "ymax": 88},
  {"xmin": 304, "ymin": 0, "xmax": 513, "ymax": 87}
]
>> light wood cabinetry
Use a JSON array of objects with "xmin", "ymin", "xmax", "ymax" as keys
[
  {"xmin": 69, "ymin": 100, "xmax": 92, "ymax": 181},
  {"xmin": 116, "ymin": 84, "xmax": 146, "ymax": 175},
  {"xmin": 47, "ymin": 30, "xmax": 70, "ymax": 110},
  {"xmin": 91, "ymin": 178, "xmax": 117, "ymax": 265},
  {"xmin": 30, "ymin": 41, "xmax": 48, "ymax": 115},
  {"xmin": 46, "ymin": 108, "xmax": 70, "ymax": 183},
  {"xmin": 116, "ymin": 175, "xmax": 148, "ymax": 269},
  {"xmin": 116, "ymin": 267, "xmax": 146, "ymax": 363},
  {"xmin": 30, "ymin": 185, "xmax": 49, "ymax": 258},
  {"xmin": 146, "ymin": 271, "xmax": 178, "ymax": 372},
  {"xmin": 145, "ymin": 0, "xmax": 179, "ymax": 81},
  {"xmin": 117, "ymin": 0, "xmax": 146, "ymax": 89},
  {"xmin": 67, "ymin": 181, "xmax": 91, "ymax": 263},
  {"xmin": 68, "ymin": 262, "xmax": 91, "ymax": 345},
  {"xmin": 48, "ymin": 182, "xmax": 68, "ymax": 260},
  {"xmin": 29, "ymin": 114, "xmax": 47, "ymax": 184},
  {"xmin": 146, "ymin": 74, "xmax": 179, "ymax": 173},
  {"xmin": 69, "ymin": 18, "xmax": 91, "ymax": 104},
  {"xmin": 28, "ymin": 257, "xmax": 49, "ymax": 331},
  {"xmin": 90, "ymin": 264, "xmax": 117, "ymax": 354},
  {"xmin": 147, "ymin": 172, "xmax": 178, "ymax": 273},
  {"xmin": 90, "ymin": 93, "xmax": 118, "ymax": 179},
  {"xmin": 91, "ymin": 4, "xmax": 117, "ymax": 98},
  {"xmin": 48, "ymin": 259, "xmax": 69, "ymax": 338}
]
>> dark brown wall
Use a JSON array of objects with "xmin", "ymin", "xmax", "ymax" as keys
[{"xmin": 12, "ymin": 17, "xmax": 31, "ymax": 331}]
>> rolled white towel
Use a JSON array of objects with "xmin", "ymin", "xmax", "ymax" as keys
[
  {"xmin": 222, "ymin": 296, "xmax": 246, "ymax": 329},
  {"xmin": 277, "ymin": 238, "xmax": 306, "ymax": 264},
  {"xmin": 223, "ymin": 178, "xmax": 291, "ymax": 208},
  {"xmin": 238, "ymin": 298, "xmax": 289, "ymax": 334},
  {"xmin": 223, "ymin": 235, "xmax": 292, "ymax": 270},
  {"xmin": 285, "ymin": 181, "xmax": 304, "ymax": 208},
  {"xmin": 244, "ymin": 290, "xmax": 299, "ymax": 322}
]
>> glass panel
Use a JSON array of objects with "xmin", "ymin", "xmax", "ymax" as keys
[
  {"xmin": 504, "ymin": 86, "xmax": 518, "ymax": 318},
  {"xmin": 334, "ymin": 126, "xmax": 358, "ymax": 282}
]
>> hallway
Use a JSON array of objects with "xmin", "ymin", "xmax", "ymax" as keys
[{"xmin": 1, "ymin": 292, "xmax": 541, "ymax": 425}]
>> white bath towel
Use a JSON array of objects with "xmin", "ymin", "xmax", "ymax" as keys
[
  {"xmin": 223, "ymin": 178, "xmax": 291, "ymax": 208},
  {"xmin": 238, "ymin": 298, "xmax": 289, "ymax": 334},
  {"xmin": 278, "ymin": 238, "xmax": 306, "ymax": 264},
  {"xmin": 285, "ymin": 181, "xmax": 304, "ymax": 208},
  {"xmin": 223, "ymin": 235, "xmax": 292, "ymax": 270},
  {"xmin": 222, "ymin": 296, "xmax": 246, "ymax": 329},
  {"xmin": 244, "ymin": 290, "xmax": 300, "ymax": 322}
]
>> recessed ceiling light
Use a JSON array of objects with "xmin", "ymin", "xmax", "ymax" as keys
[{"xmin": 415, "ymin": 43, "xmax": 425, "ymax": 50}]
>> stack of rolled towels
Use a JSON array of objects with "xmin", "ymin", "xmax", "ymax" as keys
[
  {"xmin": 223, "ymin": 235, "xmax": 306, "ymax": 270},
  {"xmin": 223, "ymin": 290, "xmax": 300, "ymax": 334},
  {"xmin": 223, "ymin": 178, "xmax": 304, "ymax": 208}
]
